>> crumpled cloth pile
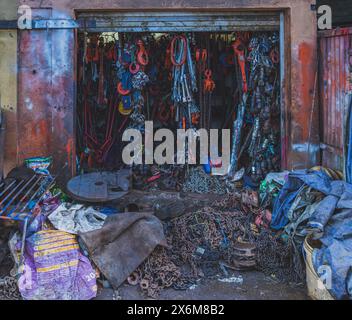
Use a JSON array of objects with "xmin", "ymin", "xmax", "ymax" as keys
[
  {"xmin": 79, "ymin": 212, "xmax": 166, "ymax": 289},
  {"xmin": 48, "ymin": 203, "xmax": 107, "ymax": 234},
  {"xmin": 308, "ymin": 180, "xmax": 352, "ymax": 300}
]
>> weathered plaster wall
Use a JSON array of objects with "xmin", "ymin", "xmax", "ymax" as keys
[
  {"xmin": 0, "ymin": 30, "xmax": 18, "ymax": 176},
  {"xmin": 0, "ymin": 0, "xmax": 19, "ymax": 176},
  {"xmin": 0, "ymin": 0, "xmax": 18, "ymax": 20},
  {"xmin": 15, "ymin": 0, "xmax": 318, "ymax": 175}
]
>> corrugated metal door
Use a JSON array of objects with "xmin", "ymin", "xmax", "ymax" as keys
[
  {"xmin": 77, "ymin": 11, "xmax": 280, "ymax": 32},
  {"xmin": 318, "ymin": 28, "xmax": 352, "ymax": 171}
]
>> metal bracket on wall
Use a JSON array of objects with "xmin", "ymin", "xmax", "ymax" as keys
[
  {"xmin": 0, "ymin": 19, "xmax": 78, "ymax": 30},
  {"xmin": 32, "ymin": 19, "xmax": 79, "ymax": 29}
]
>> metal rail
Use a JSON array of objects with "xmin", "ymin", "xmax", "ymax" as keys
[{"xmin": 0, "ymin": 174, "xmax": 52, "ymax": 221}]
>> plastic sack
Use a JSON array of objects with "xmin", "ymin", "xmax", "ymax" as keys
[
  {"xmin": 48, "ymin": 203, "xmax": 107, "ymax": 235},
  {"xmin": 17, "ymin": 229, "xmax": 97, "ymax": 300},
  {"xmin": 24, "ymin": 156, "xmax": 52, "ymax": 175}
]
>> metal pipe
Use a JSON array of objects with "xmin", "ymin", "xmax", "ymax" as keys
[
  {"xmin": 19, "ymin": 217, "xmax": 29, "ymax": 268},
  {"xmin": 238, "ymin": 126, "xmax": 254, "ymax": 160}
]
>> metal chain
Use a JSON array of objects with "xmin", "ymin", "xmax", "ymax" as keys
[
  {"xmin": 0, "ymin": 276, "xmax": 21, "ymax": 300},
  {"xmin": 131, "ymin": 189, "xmax": 305, "ymax": 298},
  {"xmin": 182, "ymin": 167, "xmax": 227, "ymax": 194}
]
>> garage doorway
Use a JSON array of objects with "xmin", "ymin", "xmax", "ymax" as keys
[{"xmin": 74, "ymin": 11, "xmax": 286, "ymax": 192}]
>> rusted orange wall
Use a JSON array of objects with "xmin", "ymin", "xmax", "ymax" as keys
[
  {"xmin": 16, "ymin": 7, "xmax": 75, "ymax": 178},
  {"xmin": 13, "ymin": 0, "xmax": 318, "ymax": 177}
]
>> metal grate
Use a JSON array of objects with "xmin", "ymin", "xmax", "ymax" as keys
[{"xmin": 0, "ymin": 175, "xmax": 54, "ymax": 221}]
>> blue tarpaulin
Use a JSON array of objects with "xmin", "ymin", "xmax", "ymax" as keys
[
  {"xmin": 271, "ymin": 169, "xmax": 352, "ymax": 299},
  {"xmin": 271, "ymin": 170, "xmax": 332, "ymax": 230},
  {"xmin": 309, "ymin": 181, "xmax": 352, "ymax": 300}
]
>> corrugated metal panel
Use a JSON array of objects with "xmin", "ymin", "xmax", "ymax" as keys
[
  {"xmin": 77, "ymin": 11, "xmax": 280, "ymax": 32},
  {"xmin": 318, "ymin": 27, "xmax": 352, "ymax": 171}
]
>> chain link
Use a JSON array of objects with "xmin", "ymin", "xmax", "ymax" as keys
[
  {"xmin": 182, "ymin": 167, "xmax": 227, "ymax": 194},
  {"xmin": 132, "ymin": 190, "xmax": 305, "ymax": 298},
  {"xmin": 0, "ymin": 276, "xmax": 21, "ymax": 300}
]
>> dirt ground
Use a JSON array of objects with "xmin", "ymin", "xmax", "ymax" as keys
[{"xmin": 95, "ymin": 271, "xmax": 308, "ymax": 300}]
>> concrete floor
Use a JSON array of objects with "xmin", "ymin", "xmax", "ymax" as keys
[{"xmin": 95, "ymin": 271, "xmax": 309, "ymax": 300}]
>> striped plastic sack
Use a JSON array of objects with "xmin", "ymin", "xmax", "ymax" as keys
[
  {"xmin": 17, "ymin": 230, "xmax": 97, "ymax": 300},
  {"xmin": 24, "ymin": 157, "xmax": 52, "ymax": 175}
]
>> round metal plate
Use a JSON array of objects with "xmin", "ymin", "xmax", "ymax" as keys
[{"xmin": 67, "ymin": 170, "xmax": 130, "ymax": 203}]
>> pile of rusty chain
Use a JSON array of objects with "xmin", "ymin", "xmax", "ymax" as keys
[
  {"xmin": 255, "ymin": 229, "xmax": 305, "ymax": 284},
  {"xmin": 133, "ymin": 246, "xmax": 184, "ymax": 299},
  {"xmin": 133, "ymin": 191, "xmax": 304, "ymax": 297},
  {"xmin": 182, "ymin": 167, "xmax": 227, "ymax": 194},
  {"xmin": 0, "ymin": 276, "xmax": 21, "ymax": 300},
  {"xmin": 226, "ymin": 192, "xmax": 305, "ymax": 283},
  {"xmin": 134, "ymin": 205, "xmax": 255, "ymax": 298}
]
